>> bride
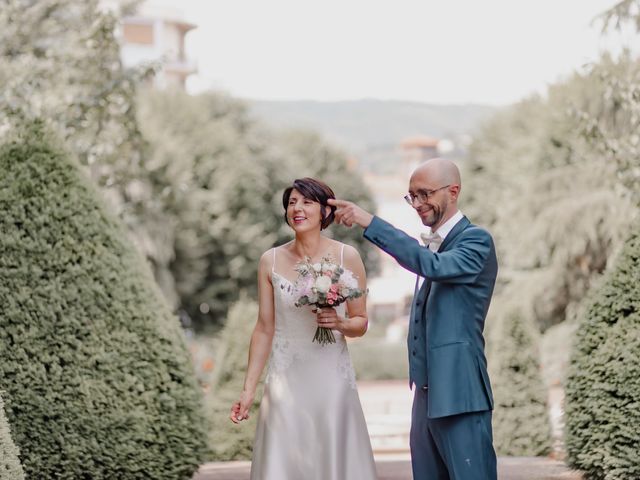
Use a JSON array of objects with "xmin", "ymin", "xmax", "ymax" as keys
[{"xmin": 230, "ymin": 177, "xmax": 378, "ymax": 480}]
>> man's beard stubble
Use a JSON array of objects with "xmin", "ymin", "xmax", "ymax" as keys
[{"xmin": 423, "ymin": 202, "xmax": 445, "ymax": 228}]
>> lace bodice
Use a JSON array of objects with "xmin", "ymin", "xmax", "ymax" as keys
[{"xmin": 265, "ymin": 246, "xmax": 357, "ymax": 389}]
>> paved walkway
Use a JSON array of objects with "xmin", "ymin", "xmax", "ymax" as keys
[
  {"xmin": 358, "ymin": 380, "xmax": 412, "ymax": 453},
  {"xmin": 197, "ymin": 380, "xmax": 583, "ymax": 479},
  {"xmin": 194, "ymin": 456, "xmax": 583, "ymax": 480}
]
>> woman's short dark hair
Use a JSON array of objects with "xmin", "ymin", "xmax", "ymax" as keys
[{"xmin": 282, "ymin": 178, "xmax": 336, "ymax": 230}]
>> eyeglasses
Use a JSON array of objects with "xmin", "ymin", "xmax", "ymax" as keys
[{"xmin": 404, "ymin": 185, "xmax": 450, "ymax": 206}]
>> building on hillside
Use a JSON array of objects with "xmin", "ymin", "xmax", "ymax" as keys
[
  {"xmin": 103, "ymin": 0, "xmax": 197, "ymax": 89},
  {"xmin": 400, "ymin": 135, "xmax": 440, "ymax": 176}
]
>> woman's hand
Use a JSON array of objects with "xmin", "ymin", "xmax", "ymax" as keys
[
  {"xmin": 230, "ymin": 389, "xmax": 254, "ymax": 424},
  {"xmin": 316, "ymin": 307, "xmax": 342, "ymax": 332}
]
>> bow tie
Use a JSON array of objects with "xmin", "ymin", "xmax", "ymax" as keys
[{"xmin": 420, "ymin": 231, "xmax": 442, "ymax": 248}]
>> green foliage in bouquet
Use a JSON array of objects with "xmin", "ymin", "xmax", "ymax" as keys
[
  {"xmin": 205, "ymin": 300, "xmax": 262, "ymax": 460},
  {"xmin": 488, "ymin": 301, "xmax": 551, "ymax": 456},
  {"xmin": 0, "ymin": 123, "xmax": 208, "ymax": 479},
  {"xmin": 565, "ymin": 226, "xmax": 640, "ymax": 480},
  {"xmin": 0, "ymin": 394, "xmax": 25, "ymax": 480}
]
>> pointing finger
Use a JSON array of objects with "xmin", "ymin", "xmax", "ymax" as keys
[{"xmin": 328, "ymin": 198, "xmax": 349, "ymax": 207}]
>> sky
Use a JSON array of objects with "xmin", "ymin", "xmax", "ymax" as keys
[{"xmin": 180, "ymin": 0, "xmax": 636, "ymax": 106}]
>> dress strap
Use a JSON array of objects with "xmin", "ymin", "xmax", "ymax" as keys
[
  {"xmin": 271, "ymin": 247, "xmax": 276, "ymax": 273},
  {"xmin": 340, "ymin": 244, "xmax": 345, "ymax": 267}
]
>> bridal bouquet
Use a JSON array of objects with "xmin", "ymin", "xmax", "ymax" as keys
[{"xmin": 293, "ymin": 255, "xmax": 366, "ymax": 345}]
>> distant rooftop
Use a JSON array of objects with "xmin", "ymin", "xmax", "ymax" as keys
[{"xmin": 400, "ymin": 135, "xmax": 439, "ymax": 149}]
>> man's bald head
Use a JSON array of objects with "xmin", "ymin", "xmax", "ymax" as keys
[
  {"xmin": 411, "ymin": 157, "xmax": 461, "ymax": 188},
  {"xmin": 408, "ymin": 158, "xmax": 462, "ymax": 230}
]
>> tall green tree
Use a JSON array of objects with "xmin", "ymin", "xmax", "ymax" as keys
[
  {"xmin": 0, "ymin": 1, "xmax": 377, "ymax": 329},
  {"xmin": 465, "ymin": 71, "xmax": 635, "ymax": 333},
  {"xmin": 0, "ymin": 0, "xmax": 181, "ymax": 307},
  {"xmin": 0, "ymin": 122, "xmax": 208, "ymax": 479},
  {"xmin": 599, "ymin": 0, "xmax": 640, "ymax": 33},
  {"xmin": 488, "ymin": 299, "xmax": 551, "ymax": 456},
  {"xmin": 465, "ymin": 40, "xmax": 640, "ymax": 458},
  {"xmin": 565, "ymin": 226, "xmax": 640, "ymax": 479},
  {"xmin": 562, "ymin": 6, "xmax": 640, "ymax": 476},
  {"xmin": 137, "ymin": 89, "xmax": 378, "ymax": 329}
]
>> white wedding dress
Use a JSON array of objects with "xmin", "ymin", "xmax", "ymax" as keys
[{"xmin": 250, "ymin": 246, "xmax": 377, "ymax": 480}]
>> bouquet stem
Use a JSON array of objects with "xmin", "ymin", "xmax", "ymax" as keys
[{"xmin": 313, "ymin": 326, "xmax": 336, "ymax": 345}]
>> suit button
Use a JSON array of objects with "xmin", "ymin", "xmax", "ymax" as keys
[
  {"xmin": 414, "ymin": 335, "xmax": 417, "ymax": 340},
  {"xmin": 412, "ymin": 350, "xmax": 416, "ymax": 356},
  {"xmin": 416, "ymin": 301, "xmax": 421, "ymax": 307},
  {"xmin": 414, "ymin": 318, "xmax": 419, "ymax": 323}
]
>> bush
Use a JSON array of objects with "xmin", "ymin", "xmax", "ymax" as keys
[
  {"xmin": 489, "ymin": 303, "xmax": 551, "ymax": 456},
  {"xmin": 205, "ymin": 299, "xmax": 262, "ymax": 460},
  {"xmin": 0, "ymin": 123, "xmax": 208, "ymax": 479},
  {"xmin": 0, "ymin": 394, "xmax": 25, "ymax": 480},
  {"xmin": 565, "ymin": 227, "xmax": 640, "ymax": 479},
  {"xmin": 349, "ymin": 338, "xmax": 408, "ymax": 381}
]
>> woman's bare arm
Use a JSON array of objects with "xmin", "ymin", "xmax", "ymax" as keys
[{"xmin": 230, "ymin": 251, "xmax": 276, "ymax": 423}]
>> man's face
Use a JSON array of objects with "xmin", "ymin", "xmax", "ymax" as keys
[{"xmin": 408, "ymin": 172, "xmax": 449, "ymax": 229}]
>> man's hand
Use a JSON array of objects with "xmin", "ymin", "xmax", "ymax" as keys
[{"xmin": 328, "ymin": 198, "xmax": 374, "ymax": 229}]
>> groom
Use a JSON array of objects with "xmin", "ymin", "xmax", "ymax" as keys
[{"xmin": 329, "ymin": 158, "xmax": 498, "ymax": 480}]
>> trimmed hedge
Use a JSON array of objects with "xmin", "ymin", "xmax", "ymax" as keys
[
  {"xmin": 0, "ymin": 123, "xmax": 209, "ymax": 479},
  {"xmin": 565, "ymin": 228, "xmax": 640, "ymax": 479},
  {"xmin": 349, "ymin": 339, "xmax": 408, "ymax": 381},
  {"xmin": 0, "ymin": 394, "xmax": 25, "ymax": 480},
  {"xmin": 489, "ymin": 305, "xmax": 551, "ymax": 456},
  {"xmin": 206, "ymin": 299, "xmax": 263, "ymax": 460}
]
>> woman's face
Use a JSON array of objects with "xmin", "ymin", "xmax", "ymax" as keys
[{"xmin": 286, "ymin": 188, "xmax": 323, "ymax": 233}]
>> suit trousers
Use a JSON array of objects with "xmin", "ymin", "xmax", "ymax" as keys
[{"xmin": 410, "ymin": 387, "xmax": 497, "ymax": 480}]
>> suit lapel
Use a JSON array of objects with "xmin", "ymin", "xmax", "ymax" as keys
[
  {"xmin": 420, "ymin": 217, "xmax": 471, "ymax": 301},
  {"xmin": 437, "ymin": 216, "xmax": 470, "ymax": 253}
]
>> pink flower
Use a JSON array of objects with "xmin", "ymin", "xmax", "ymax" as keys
[{"xmin": 327, "ymin": 289, "xmax": 339, "ymax": 301}]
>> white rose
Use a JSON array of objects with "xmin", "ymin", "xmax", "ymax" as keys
[
  {"xmin": 340, "ymin": 270, "xmax": 358, "ymax": 289},
  {"xmin": 314, "ymin": 276, "xmax": 332, "ymax": 293},
  {"xmin": 323, "ymin": 263, "xmax": 337, "ymax": 273},
  {"xmin": 313, "ymin": 263, "xmax": 322, "ymax": 273}
]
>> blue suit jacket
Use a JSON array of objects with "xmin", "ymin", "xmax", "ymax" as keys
[{"xmin": 364, "ymin": 215, "xmax": 497, "ymax": 418}]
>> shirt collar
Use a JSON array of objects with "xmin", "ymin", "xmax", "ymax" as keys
[{"xmin": 429, "ymin": 210, "xmax": 463, "ymax": 242}]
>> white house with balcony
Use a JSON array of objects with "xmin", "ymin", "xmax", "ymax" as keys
[{"xmin": 104, "ymin": 0, "xmax": 197, "ymax": 89}]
